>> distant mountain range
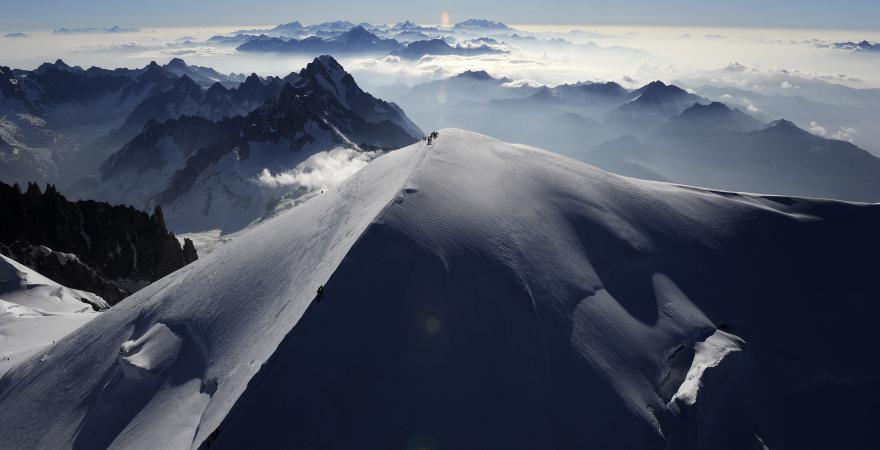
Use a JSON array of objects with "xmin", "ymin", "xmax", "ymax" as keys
[
  {"xmin": 1, "ymin": 55, "xmax": 421, "ymax": 233},
  {"xmin": 0, "ymin": 58, "xmax": 259, "ymax": 186},
  {"xmin": 586, "ymin": 102, "xmax": 880, "ymax": 202},
  {"xmin": 4, "ymin": 51, "xmax": 880, "ymax": 238},
  {"xmin": 453, "ymin": 19, "xmax": 511, "ymax": 31},
  {"xmin": 830, "ymin": 40, "xmax": 880, "ymax": 53},
  {"xmin": 78, "ymin": 56, "xmax": 421, "ymax": 232},
  {"xmin": 387, "ymin": 71, "xmax": 880, "ymax": 202},
  {"xmin": 237, "ymin": 26, "xmax": 405, "ymax": 54},
  {"xmin": 391, "ymin": 38, "xmax": 506, "ymax": 59},
  {"xmin": 222, "ymin": 18, "xmax": 512, "ymax": 41},
  {"xmin": 605, "ymin": 81, "xmax": 707, "ymax": 131},
  {"xmin": 234, "ymin": 23, "xmax": 513, "ymax": 58}
]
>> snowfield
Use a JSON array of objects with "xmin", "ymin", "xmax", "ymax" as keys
[
  {"xmin": 0, "ymin": 254, "xmax": 106, "ymax": 378},
  {"xmin": 0, "ymin": 129, "xmax": 878, "ymax": 449}
]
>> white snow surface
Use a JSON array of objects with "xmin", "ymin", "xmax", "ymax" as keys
[
  {"xmin": 0, "ymin": 254, "xmax": 107, "ymax": 314},
  {"xmin": 668, "ymin": 329, "xmax": 744, "ymax": 407},
  {"xmin": 0, "ymin": 254, "xmax": 105, "ymax": 378},
  {"xmin": 0, "ymin": 129, "xmax": 878, "ymax": 449}
]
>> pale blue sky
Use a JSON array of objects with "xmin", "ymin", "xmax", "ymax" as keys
[{"xmin": 3, "ymin": 0, "xmax": 879, "ymax": 30}]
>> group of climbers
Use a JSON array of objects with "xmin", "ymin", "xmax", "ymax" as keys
[{"xmin": 424, "ymin": 130, "xmax": 440, "ymax": 145}]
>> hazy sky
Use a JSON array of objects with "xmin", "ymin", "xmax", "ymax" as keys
[{"xmin": 3, "ymin": 0, "xmax": 879, "ymax": 30}]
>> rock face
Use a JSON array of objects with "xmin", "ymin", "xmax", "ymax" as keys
[
  {"xmin": 0, "ymin": 58, "xmax": 267, "ymax": 187},
  {"xmin": 86, "ymin": 56, "xmax": 422, "ymax": 233},
  {"xmin": 0, "ymin": 181, "xmax": 197, "ymax": 303}
]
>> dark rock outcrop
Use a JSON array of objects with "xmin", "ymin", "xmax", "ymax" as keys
[{"xmin": 0, "ymin": 181, "xmax": 197, "ymax": 303}]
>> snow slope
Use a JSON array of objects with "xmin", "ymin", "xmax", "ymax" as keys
[
  {"xmin": 0, "ymin": 129, "xmax": 878, "ymax": 450},
  {"xmin": 0, "ymin": 254, "xmax": 106, "ymax": 377}
]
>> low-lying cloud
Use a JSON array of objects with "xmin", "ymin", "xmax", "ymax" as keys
[{"xmin": 256, "ymin": 147, "xmax": 379, "ymax": 191}]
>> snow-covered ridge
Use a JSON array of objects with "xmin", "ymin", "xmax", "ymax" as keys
[
  {"xmin": 0, "ymin": 254, "xmax": 107, "ymax": 313},
  {"xmin": 0, "ymin": 129, "xmax": 878, "ymax": 449},
  {"xmin": 0, "ymin": 254, "xmax": 105, "ymax": 378}
]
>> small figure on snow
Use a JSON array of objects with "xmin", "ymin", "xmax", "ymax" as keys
[
  {"xmin": 314, "ymin": 285, "xmax": 325, "ymax": 303},
  {"xmin": 426, "ymin": 131, "xmax": 439, "ymax": 146}
]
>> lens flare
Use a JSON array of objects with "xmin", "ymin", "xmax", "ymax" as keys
[
  {"xmin": 425, "ymin": 317, "xmax": 441, "ymax": 334},
  {"xmin": 440, "ymin": 12, "xmax": 450, "ymax": 27}
]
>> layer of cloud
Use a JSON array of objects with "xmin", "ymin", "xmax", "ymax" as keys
[
  {"xmin": 256, "ymin": 148, "xmax": 379, "ymax": 191},
  {"xmin": 53, "ymin": 26, "xmax": 139, "ymax": 34},
  {"xmin": 809, "ymin": 122, "xmax": 859, "ymax": 142}
]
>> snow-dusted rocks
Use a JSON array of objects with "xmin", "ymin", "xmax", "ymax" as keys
[
  {"xmin": 88, "ymin": 56, "xmax": 421, "ymax": 233},
  {"xmin": 0, "ymin": 130, "xmax": 877, "ymax": 449}
]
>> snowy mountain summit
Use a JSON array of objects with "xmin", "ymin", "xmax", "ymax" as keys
[{"xmin": 0, "ymin": 130, "xmax": 877, "ymax": 449}]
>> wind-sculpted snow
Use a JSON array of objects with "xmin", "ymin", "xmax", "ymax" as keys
[
  {"xmin": 0, "ymin": 130, "xmax": 878, "ymax": 449},
  {"xmin": 0, "ymin": 140, "xmax": 423, "ymax": 449},
  {"xmin": 0, "ymin": 254, "xmax": 105, "ymax": 378}
]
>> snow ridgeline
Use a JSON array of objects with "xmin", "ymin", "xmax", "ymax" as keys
[
  {"xmin": 0, "ymin": 254, "xmax": 106, "ymax": 378},
  {"xmin": 1, "ymin": 129, "xmax": 878, "ymax": 449}
]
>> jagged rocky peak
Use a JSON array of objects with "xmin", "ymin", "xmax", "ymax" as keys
[
  {"xmin": 676, "ymin": 101, "xmax": 739, "ymax": 121},
  {"xmin": 242, "ymin": 72, "xmax": 262, "ymax": 86},
  {"xmin": 205, "ymin": 81, "xmax": 228, "ymax": 97},
  {"xmin": 395, "ymin": 20, "xmax": 419, "ymax": 30},
  {"xmin": 34, "ymin": 59, "xmax": 81, "ymax": 74},
  {"xmin": 454, "ymin": 18, "xmax": 510, "ymax": 30},
  {"xmin": 334, "ymin": 25, "xmax": 374, "ymax": 40},
  {"xmin": 665, "ymin": 101, "xmax": 762, "ymax": 133},
  {"xmin": 151, "ymin": 205, "xmax": 167, "ymax": 228},
  {"xmin": 164, "ymin": 57, "xmax": 188, "ymax": 70},
  {"xmin": 0, "ymin": 181, "xmax": 198, "ymax": 303},
  {"xmin": 455, "ymin": 69, "xmax": 495, "ymax": 81},
  {"xmin": 291, "ymin": 55, "xmax": 359, "ymax": 104},
  {"xmin": 273, "ymin": 20, "xmax": 304, "ymax": 31},
  {"xmin": 641, "ymin": 80, "xmax": 668, "ymax": 89},
  {"xmin": 139, "ymin": 60, "xmax": 174, "ymax": 82},
  {"xmin": 758, "ymin": 119, "xmax": 812, "ymax": 137},
  {"xmin": 683, "ymin": 100, "xmax": 729, "ymax": 114},
  {"xmin": 289, "ymin": 55, "xmax": 422, "ymax": 138},
  {"xmin": 766, "ymin": 118, "xmax": 799, "ymax": 129},
  {"xmin": 299, "ymin": 54, "xmax": 347, "ymax": 81},
  {"xmin": 171, "ymin": 74, "xmax": 201, "ymax": 93},
  {"xmin": 633, "ymin": 80, "xmax": 690, "ymax": 98}
]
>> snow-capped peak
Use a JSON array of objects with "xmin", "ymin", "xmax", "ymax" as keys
[{"xmin": 2, "ymin": 129, "xmax": 876, "ymax": 449}]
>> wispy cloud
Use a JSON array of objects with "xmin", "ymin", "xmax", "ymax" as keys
[{"xmin": 256, "ymin": 148, "xmax": 379, "ymax": 191}]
